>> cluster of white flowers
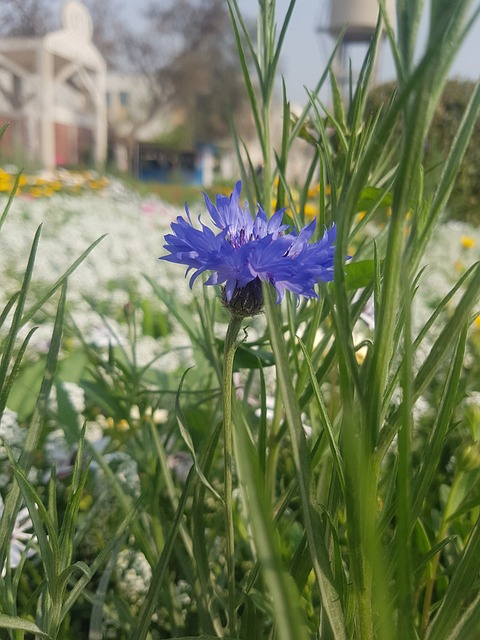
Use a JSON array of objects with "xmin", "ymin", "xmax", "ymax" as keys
[
  {"xmin": 100, "ymin": 451, "xmax": 142, "ymax": 499},
  {"xmin": 114, "ymin": 548, "xmax": 152, "ymax": 606},
  {"xmin": 414, "ymin": 221, "xmax": 480, "ymax": 329},
  {"xmin": 0, "ymin": 494, "xmax": 36, "ymax": 574},
  {"xmin": 0, "ymin": 184, "xmax": 196, "ymax": 373},
  {"xmin": 0, "ymin": 409, "xmax": 26, "ymax": 488}
]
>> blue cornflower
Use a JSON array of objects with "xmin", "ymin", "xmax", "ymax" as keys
[{"xmin": 161, "ymin": 181, "xmax": 336, "ymax": 317}]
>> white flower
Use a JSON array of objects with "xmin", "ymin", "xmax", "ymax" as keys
[
  {"xmin": 114, "ymin": 548, "xmax": 152, "ymax": 606},
  {"xmin": 0, "ymin": 494, "xmax": 36, "ymax": 574},
  {"xmin": 0, "ymin": 409, "xmax": 26, "ymax": 489},
  {"xmin": 152, "ymin": 408, "xmax": 168, "ymax": 424}
]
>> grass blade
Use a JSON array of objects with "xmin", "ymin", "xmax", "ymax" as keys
[
  {"xmin": 0, "ymin": 613, "xmax": 50, "ymax": 638},
  {"xmin": 20, "ymin": 234, "xmax": 107, "ymax": 327},
  {"xmin": 130, "ymin": 467, "xmax": 197, "ymax": 640},
  {"xmin": 0, "ymin": 171, "xmax": 21, "ymax": 234},
  {"xmin": 263, "ymin": 285, "xmax": 347, "ymax": 639},
  {"xmin": 232, "ymin": 399, "xmax": 310, "ymax": 640},
  {"xmin": 0, "ymin": 282, "xmax": 67, "ymax": 572},
  {"xmin": 0, "ymin": 225, "xmax": 43, "ymax": 408},
  {"xmin": 425, "ymin": 513, "xmax": 480, "ymax": 640}
]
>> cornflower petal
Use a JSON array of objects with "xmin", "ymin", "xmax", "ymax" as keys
[
  {"xmin": 160, "ymin": 181, "xmax": 339, "ymax": 316},
  {"xmin": 267, "ymin": 207, "xmax": 290, "ymax": 237}
]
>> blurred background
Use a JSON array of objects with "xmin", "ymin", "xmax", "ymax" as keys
[{"xmin": 0, "ymin": 0, "xmax": 479, "ymax": 220}]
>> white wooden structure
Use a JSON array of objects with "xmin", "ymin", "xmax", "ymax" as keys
[{"xmin": 0, "ymin": 1, "xmax": 106, "ymax": 168}]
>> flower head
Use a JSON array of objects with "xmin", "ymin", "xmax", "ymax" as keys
[{"xmin": 161, "ymin": 181, "xmax": 336, "ymax": 315}]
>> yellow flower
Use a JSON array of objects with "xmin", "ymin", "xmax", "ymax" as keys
[
  {"xmin": 116, "ymin": 419, "xmax": 130, "ymax": 432},
  {"xmin": 460, "ymin": 235, "xmax": 475, "ymax": 249},
  {"xmin": 308, "ymin": 183, "xmax": 331, "ymax": 198},
  {"xmin": 29, "ymin": 186, "xmax": 44, "ymax": 198},
  {"xmin": 303, "ymin": 202, "xmax": 317, "ymax": 218},
  {"xmin": 79, "ymin": 494, "xmax": 93, "ymax": 511}
]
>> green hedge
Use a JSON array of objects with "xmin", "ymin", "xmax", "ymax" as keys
[{"xmin": 367, "ymin": 79, "xmax": 480, "ymax": 224}]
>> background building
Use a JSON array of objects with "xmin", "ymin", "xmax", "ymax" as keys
[{"xmin": 0, "ymin": 0, "xmax": 106, "ymax": 169}]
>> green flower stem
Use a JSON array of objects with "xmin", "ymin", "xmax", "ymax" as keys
[{"xmin": 222, "ymin": 313, "xmax": 243, "ymax": 635}]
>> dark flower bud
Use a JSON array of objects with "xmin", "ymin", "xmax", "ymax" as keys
[{"xmin": 222, "ymin": 278, "xmax": 264, "ymax": 318}]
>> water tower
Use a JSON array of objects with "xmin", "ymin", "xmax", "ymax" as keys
[{"xmin": 326, "ymin": 0, "xmax": 395, "ymax": 96}]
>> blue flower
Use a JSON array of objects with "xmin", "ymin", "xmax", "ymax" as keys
[{"xmin": 161, "ymin": 181, "xmax": 336, "ymax": 315}]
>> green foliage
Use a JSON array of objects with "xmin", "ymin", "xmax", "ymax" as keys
[
  {"xmin": 367, "ymin": 78, "xmax": 480, "ymax": 224},
  {"xmin": 1, "ymin": 2, "xmax": 480, "ymax": 640}
]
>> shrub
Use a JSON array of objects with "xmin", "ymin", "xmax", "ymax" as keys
[{"xmin": 367, "ymin": 78, "xmax": 480, "ymax": 224}]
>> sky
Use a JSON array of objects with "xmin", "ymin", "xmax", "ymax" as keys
[{"xmin": 121, "ymin": 0, "xmax": 480, "ymax": 105}]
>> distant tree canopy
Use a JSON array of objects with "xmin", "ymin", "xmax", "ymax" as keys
[
  {"xmin": 367, "ymin": 79, "xmax": 480, "ymax": 224},
  {"xmin": 138, "ymin": 0, "xmax": 252, "ymax": 145},
  {"xmin": 0, "ymin": 0, "xmax": 58, "ymax": 36},
  {"xmin": 82, "ymin": 0, "xmax": 129, "ymax": 68}
]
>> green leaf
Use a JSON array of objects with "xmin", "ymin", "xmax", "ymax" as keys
[
  {"xmin": 293, "ymin": 118, "xmax": 318, "ymax": 146},
  {"xmin": 144, "ymin": 276, "xmax": 202, "ymax": 349},
  {"xmin": 412, "ymin": 263, "xmax": 480, "ymax": 404},
  {"xmin": 175, "ymin": 368, "xmax": 223, "ymax": 503},
  {"xmin": 58, "ymin": 430, "xmax": 91, "ymax": 569},
  {"xmin": 20, "ymin": 234, "xmax": 107, "ymax": 328},
  {"xmin": 0, "ymin": 327, "xmax": 37, "ymax": 417},
  {"xmin": 232, "ymin": 400, "xmax": 310, "ymax": 640},
  {"xmin": 415, "ymin": 79, "xmax": 480, "ymax": 265},
  {"xmin": 5, "ymin": 443, "xmax": 59, "ymax": 589},
  {"xmin": 59, "ymin": 495, "xmax": 144, "ymax": 623},
  {"xmin": 130, "ymin": 471, "xmax": 197, "ymax": 640},
  {"xmin": 0, "ymin": 613, "xmax": 51, "ymax": 637},
  {"xmin": 0, "ymin": 282, "xmax": 67, "ymax": 573},
  {"xmin": 4, "ymin": 358, "xmax": 44, "ymax": 420},
  {"xmin": 0, "ymin": 224, "xmax": 42, "ymax": 409},
  {"xmin": 297, "ymin": 338, "xmax": 346, "ymax": 496},
  {"xmin": 448, "ymin": 591, "xmax": 480, "ymax": 640},
  {"xmin": 425, "ymin": 514, "xmax": 480, "ymax": 640},
  {"xmin": 410, "ymin": 325, "xmax": 468, "ymax": 523},
  {"xmin": 190, "ymin": 421, "xmax": 225, "ymax": 635},
  {"xmin": 0, "ymin": 171, "xmax": 21, "ymax": 234},
  {"xmin": 233, "ymin": 343, "xmax": 274, "ymax": 369},
  {"xmin": 89, "ymin": 539, "xmax": 123, "ymax": 640},
  {"xmin": 344, "ymin": 260, "xmax": 377, "ymax": 291},
  {"xmin": 356, "ymin": 186, "xmax": 393, "ymax": 212},
  {"xmin": 262, "ymin": 285, "xmax": 347, "ymax": 639}
]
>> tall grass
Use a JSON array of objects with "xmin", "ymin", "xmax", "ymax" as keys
[{"xmin": 0, "ymin": 1, "xmax": 479, "ymax": 639}]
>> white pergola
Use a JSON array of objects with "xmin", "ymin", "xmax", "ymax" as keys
[{"xmin": 0, "ymin": 1, "xmax": 106, "ymax": 169}]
